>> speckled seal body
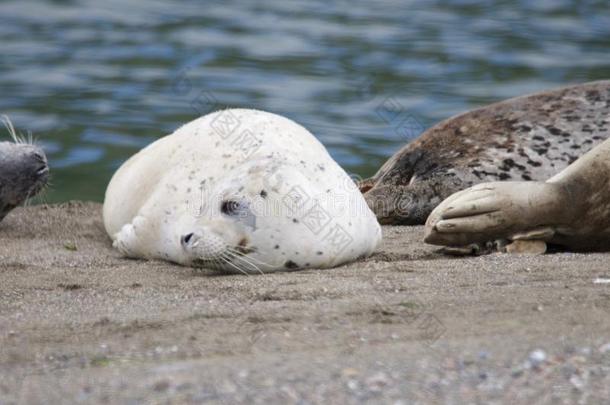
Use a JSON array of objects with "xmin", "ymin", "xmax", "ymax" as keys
[
  {"xmin": 0, "ymin": 119, "xmax": 49, "ymax": 222},
  {"xmin": 361, "ymin": 81, "xmax": 610, "ymax": 224},
  {"xmin": 425, "ymin": 137, "xmax": 610, "ymax": 252},
  {"xmin": 103, "ymin": 109, "xmax": 381, "ymax": 273}
]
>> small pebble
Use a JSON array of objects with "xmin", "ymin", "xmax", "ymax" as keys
[
  {"xmin": 528, "ymin": 349, "xmax": 547, "ymax": 368},
  {"xmin": 365, "ymin": 372, "xmax": 390, "ymax": 392},
  {"xmin": 152, "ymin": 380, "xmax": 170, "ymax": 392},
  {"xmin": 342, "ymin": 368, "xmax": 359, "ymax": 377},
  {"xmin": 569, "ymin": 375, "xmax": 585, "ymax": 390}
]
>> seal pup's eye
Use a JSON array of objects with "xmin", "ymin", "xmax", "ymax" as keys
[
  {"xmin": 221, "ymin": 200, "xmax": 241, "ymax": 216},
  {"xmin": 181, "ymin": 232, "xmax": 201, "ymax": 248},
  {"xmin": 181, "ymin": 233, "xmax": 195, "ymax": 245}
]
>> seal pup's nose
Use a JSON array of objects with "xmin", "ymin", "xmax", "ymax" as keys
[
  {"xmin": 32, "ymin": 151, "xmax": 46, "ymax": 163},
  {"xmin": 29, "ymin": 149, "xmax": 49, "ymax": 178}
]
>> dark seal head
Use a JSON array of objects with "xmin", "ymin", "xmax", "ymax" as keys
[
  {"xmin": 0, "ymin": 118, "xmax": 49, "ymax": 222},
  {"xmin": 360, "ymin": 80, "xmax": 610, "ymax": 224}
]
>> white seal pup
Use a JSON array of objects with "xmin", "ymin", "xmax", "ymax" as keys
[
  {"xmin": 424, "ymin": 137, "xmax": 610, "ymax": 253},
  {"xmin": 103, "ymin": 109, "xmax": 382, "ymax": 273},
  {"xmin": 0, "ymin": 116, "xmax": 49, "ymax": 222}
]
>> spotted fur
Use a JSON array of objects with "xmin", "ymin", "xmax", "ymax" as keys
[
  {"xmin": 361, "ymin": 81, "xmax": 610, "ymax": 224},
  {"xmin": 104, "ymin": 109, "xmax": 382, "ymax": 273}
]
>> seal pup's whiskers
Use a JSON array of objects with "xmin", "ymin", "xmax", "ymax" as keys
[
  {"xmin": 1, "ymin": 115, "xmax": 35, "ymax": 145},
  {"xmin": 219, "ymin": 253, "xmax": 250, "ymax": 275},
  {"xmin": 226, "ymin": 246, "xmax": 279, "ymax": 273},
  {"xmin": 211, "ymin": 256, "xmax": 225, "ymax": 272},
  {"xmin": 229, "ymin": 247, "xmax": 274, "ymax": 269},
  {"xmin": 224, "ymin": 250, "xmax": 265, "ymax": 275},
  {"xmin": 235, "ymin": 255, "xmax": 275, "ymax": 273},
  {"xmin": 23, "ymin": 188, "xmax": 33, "ymax": 208},
  {"xmin": 2, "ymin": 115, "xmax": 22, "ymax": 144}
]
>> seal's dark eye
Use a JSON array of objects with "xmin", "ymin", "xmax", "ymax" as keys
[
  {"xmin": 182, "ymin": 233, "xmax": 194, "ymax": 244},
  {"xmin": 221, "ymin": 200, "xmax": 241, "ymax": 215}
]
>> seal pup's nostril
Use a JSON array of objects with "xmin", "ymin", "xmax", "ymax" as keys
[
  {"xmin": 181, "ymin": 233, "xmax": 195, "ymax": 246},
  {"xmin": 32, "ymin": 152, "xmax": 46, "ymax": 163}
]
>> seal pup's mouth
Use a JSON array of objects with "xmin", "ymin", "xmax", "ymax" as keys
[
  {"xmin": 181, "ymin": 227, "xmax": 271, "ymax": 274},
  {"xmin": 36, "ymin": 166, "xmax": 49, "ymax": 177}
]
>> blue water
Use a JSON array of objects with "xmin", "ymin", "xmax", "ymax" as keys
[{"xmin": 1, "ymin": 0, "xmax": 609, "ymax": 202}]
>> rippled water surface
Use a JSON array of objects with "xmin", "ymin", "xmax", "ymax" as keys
[{"xmin": 1, "ymin": 0, "xmax": 609, "ymax": 202}]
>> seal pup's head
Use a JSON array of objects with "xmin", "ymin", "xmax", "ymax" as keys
[
  {"xmin": 0, "ymin": 117, "xmax": 49, "ymax": 221},
  {"xmin": 178, "ymin": 197, "xmax": 262, "ymax": 274},
  {"xmin": 176, "ymin": 161, "xmax": 312, "ymax": 274}
]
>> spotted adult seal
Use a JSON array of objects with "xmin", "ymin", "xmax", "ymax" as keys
[
  {"xmin": 360, "ymin": 81, "xmax": 610, "ymax": 224},
  {"xmin": 103, "ymin": 109, "xmax": 382, "ymax": 273},
  {"xmin": 0, "ymin": 117, "xmax": 49, "ymax": 222},
  {"xmin": 424, "ymin": 137, "xmax": 610, "ymax": 253}
]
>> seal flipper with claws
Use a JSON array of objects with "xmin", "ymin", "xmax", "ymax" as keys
[
  {"xmin": 425, "ymin": 137, "xmax": 610, "ymax": 253},
  {"xmin": 361, "ymin": 80, "xmax": 610, "ymax": 224}
]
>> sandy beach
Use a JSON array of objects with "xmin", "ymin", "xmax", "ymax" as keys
[{"xmin": 1, "ymin": 202, "xmax": 609, "ymax": 403}]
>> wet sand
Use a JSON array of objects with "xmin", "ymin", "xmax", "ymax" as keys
[{"xmin": 1, "ymin": 202, "xmax": 609, "ymax": 403}]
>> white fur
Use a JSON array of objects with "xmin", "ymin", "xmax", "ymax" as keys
[{"xmin": 103, "ymin": 109, "xmax": 382, "ymax": 273}]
